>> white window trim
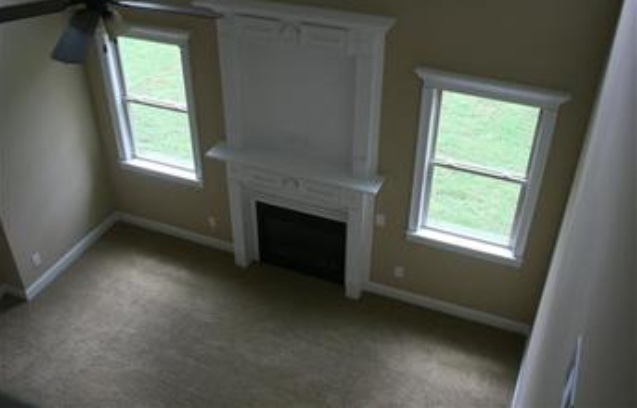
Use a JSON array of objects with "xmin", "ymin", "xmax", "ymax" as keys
[
  {"xmin": 407, "ymin": 68, "xmax": 570, "ymax": 267},
  {"xmin": 97, "ymin": 24, "xmax": 203, "ymax": 188}
]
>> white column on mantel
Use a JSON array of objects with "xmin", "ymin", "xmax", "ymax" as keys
[
  {"xmin": 227, "ymin": 167, "xmax": 249, "ymax": 267},
  {"xmin": 216, "ymin": 15, "xmax": 245, "ymax": 148},
  {"xmin": 350, "ymin": 31, "xmax": 386, "ymax": 176},
  {"xmin": 359, "ymin": 194, "xmax": 376, "ymax": 287},
  {"xmin": 343, "ymin": 191, "xmax": 376, "ymax": 299},
  {"xmin": 345, "ymin": 208, "xmax": 363, "ymax": 299}
]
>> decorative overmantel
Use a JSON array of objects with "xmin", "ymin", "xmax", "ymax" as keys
[{"xmin": 197, "ymin": 0, "xmax": 394, "ymax": 298}]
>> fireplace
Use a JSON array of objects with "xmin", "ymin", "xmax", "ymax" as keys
[
  {"xmin": 257, "ymin": 202, "xmax": 346, "ymax": 284},
  {"xmin": 202, "ymin": 0, "xmax": 394, "ymax": 298}
]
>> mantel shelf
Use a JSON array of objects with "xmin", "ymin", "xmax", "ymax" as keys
[{"xmin": 206, "ymin": 143, "xmax": 384, "ymax": 195}]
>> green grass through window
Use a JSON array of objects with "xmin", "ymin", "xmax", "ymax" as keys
[
  {"xmin": 118, "ymin": 37, "xmax": 195, "ymax": 170},
  {"xmin": 428, "ymin": 91, "xmax": 539, "ymax": 245}
]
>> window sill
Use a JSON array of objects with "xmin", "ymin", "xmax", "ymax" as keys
[
  {"xmin": 406, "ymin": 228, "xmax": 522, "ymax": 268},
  {"xmin": 120, "ymin": 159, "xmax": 202, "ymax": 189}
]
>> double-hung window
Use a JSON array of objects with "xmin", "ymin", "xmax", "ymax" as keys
[
  {"xmin": 99, "ymin": 27, "xmax": 202, "ymax": 185},
  {"xmin": 408, "ymin": 68, "xmax": 569, "ymax": 266}
]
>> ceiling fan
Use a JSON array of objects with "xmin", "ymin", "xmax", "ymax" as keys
[{"xmin": 0, "ymin": 0, "xmax": 221, "ymax": 64}]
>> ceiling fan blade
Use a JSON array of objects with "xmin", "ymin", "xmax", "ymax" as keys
[
  {"xmin": 51, "ymin": 9, "xmax": 100, "ymax": 64},
  {"xmin": 113, "ymin": 0, "xmax": 221, "ymax": 19},
  {"xmin": 0, "ymin": 0, "xmax": 75, "ymax": 24}
]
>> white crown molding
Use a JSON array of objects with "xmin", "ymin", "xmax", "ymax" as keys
[{"xmin": 194, "ymin": 0, "xmax": 395, "ymax": 32}]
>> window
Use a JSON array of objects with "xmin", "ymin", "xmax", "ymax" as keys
[
  {"xmin": 99, "ymin": 27, "xmax": 201, "ymax": 185},
  {"xmin": 408, "ymin": 68, "xmax": 569, "ymax": 266}
]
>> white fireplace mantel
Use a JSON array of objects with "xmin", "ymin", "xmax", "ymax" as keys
[
  {"xmin": 207, "ymin": 143, "xmax": 384, "ymax": 194},
  {"xmin": 199, "ymin": 0, "xmax": 394, "ymax": 298}
]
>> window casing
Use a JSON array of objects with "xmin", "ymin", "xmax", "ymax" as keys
[
  {"xmin": 98, "ymin": 26, "xmax": 202, "ymax": 186},
  {"xmin": 407, "ymin": 68, "xmax": 569, "ymax": 266}
]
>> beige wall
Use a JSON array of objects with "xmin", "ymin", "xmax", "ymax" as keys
[
  {"xmin": 89, "ymin": 0, "xmax": 621, "ymax": 323},
  {"xmin": 0, "ymin": 12, "xmax": 113, "ymax": 289},
  {"xmin": 514, "ymin": 0, "xmax": 636, "ymax": 404},
  {"xmin": 87, "ymin": 10, "xmax": 233, "ymax": 241}
]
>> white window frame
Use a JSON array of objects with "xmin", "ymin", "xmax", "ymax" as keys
[
  {"xmin": 97, "ymin": 25, "xmax": 203, "ymax": 187},
  {"xmin": 407, "ymin": 68, "xmax": 570, "ymax": 267}
]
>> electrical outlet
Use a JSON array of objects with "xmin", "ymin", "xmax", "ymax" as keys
[
  {"xmin": 207, "ymin": 216, "xmax": 217, "ymax": 229},
  {"xmin": 375, "ymin": 213, "xmax": 386, "ymax": 227},
  {"xmin": 31, "ymin": 252, "xmax": 42, "ymax": 268},
  {"xmin": 393, "ymin": 266, "xmax": 405, "ymax": 279}
]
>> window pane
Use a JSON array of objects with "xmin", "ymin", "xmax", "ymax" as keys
[
  {"xmin": 118, "ymin": 37, "xmax": 187, "ymax": 105},
  {"xmin": 427, "ymin": 167, "xmax": 521, "ymax": 245},
  {"xmin": 436, "ymin": 91, "xmax": 539, "ymax": 175},
  {"xmin": 128, "ymin": 103, "xmax": 195, "ymax": 170}
]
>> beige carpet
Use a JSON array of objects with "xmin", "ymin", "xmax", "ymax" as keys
[{"xmin": 0, "ymin": 223, "xmax": 524, "ymax": 407}]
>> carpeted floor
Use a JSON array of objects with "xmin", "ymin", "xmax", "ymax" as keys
[{"xmin": 0, "ymin": 223, "xmax": 524, "ymax": 407}]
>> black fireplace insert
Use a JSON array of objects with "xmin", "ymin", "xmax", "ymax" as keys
[{"xmin": 256, "ymin": 202, "xmax": 346, "ymax": 285}]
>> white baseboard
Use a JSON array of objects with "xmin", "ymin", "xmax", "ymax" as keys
[
  {"xmin": 18, "ymin": 212, "xmax": 232, "ymax": 302},
  {"xmin": 364, "ymin": 281, "xmax": 531, "ymax": 335},
  {"xmin": 25, "ymin": 213, "xmax": 119, "ymax": 301},
  {"xmin": 14, "ymin": 209, "xmax": 529, "ymax": 337},
  {"xmin": 116, "ymin": 212, "xmax": 234, "ymax": 253},
  {"xmin": 115, "ymin": 214, "xmax": 528, "ymax": 335}
]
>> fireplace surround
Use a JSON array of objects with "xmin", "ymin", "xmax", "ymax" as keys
[{"xmin": 199, "ymin": 0, "xmax": 394, "ymax": 298}]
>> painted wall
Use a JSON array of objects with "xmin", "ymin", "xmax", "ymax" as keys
[
  {"xmin": 88, "ymin": 0, "xmax": 621, "ymax": 323},
  {"xmin": 513, "ymin": 0, "xmax": 636, "ymax": 405},
  {"xmin": 87, "ymin": 10, "xmax": 233, "ymax": 242},
  {"xmin": 0, "ymin": 12, "xmax": 113, "ymax": 289},
  {"xmin": 0, "ymin": 221, "xmax": 22, "ymax": 289}
]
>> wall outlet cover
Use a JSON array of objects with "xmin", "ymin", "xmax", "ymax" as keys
[
  {"xmin": 31, "ymin": 252, "xmax": 42, "ymax": 268},
  {"xmin": 207, "ymin": 216, "xmax": 217, "ymax": 229}
]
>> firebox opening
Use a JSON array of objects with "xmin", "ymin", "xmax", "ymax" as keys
[{"xmin": 256, "ymin": 201, "xmax": 346, "ymax": 285}]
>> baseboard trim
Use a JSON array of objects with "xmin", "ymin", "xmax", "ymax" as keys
[
  {"xmin": 116, "ymin": 212, "xmax": 234, "ymax": 253},
  {"xmin": 15, "ymin": 209, "xmax": 528, "ymax": 337},
  {"xmin": 19, "ymin": 212, "xmax": 232, "ymax": 302},
  {"xmin": 25, "ymin": 213, "xmax": 119, "ymax": 301},
  {"xmin": 364, "ymin": 281, "xmax": 531, "ymax": 335}
]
